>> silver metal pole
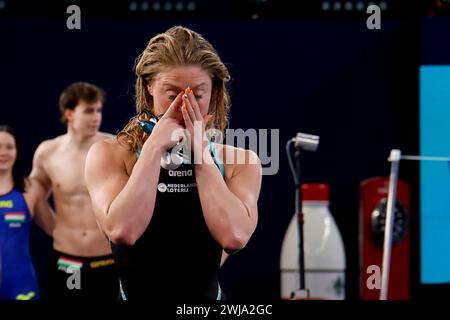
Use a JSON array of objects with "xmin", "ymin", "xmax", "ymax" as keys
[{"xmin": 380, "ymin": 149, "xmax": 401, "ymax": 300}]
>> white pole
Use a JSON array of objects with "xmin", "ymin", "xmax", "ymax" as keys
[
  {"xmin": 401, "ymin": 155, "xmax": 450, "ymax": 162},
  {"xmin": 380, "ymin": 149, "xmax": 401, "ymax": 300}
]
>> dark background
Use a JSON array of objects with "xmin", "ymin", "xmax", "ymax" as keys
[{"xmin": 1, "ymin": 0, "xmax": 449, "ymax": 300}]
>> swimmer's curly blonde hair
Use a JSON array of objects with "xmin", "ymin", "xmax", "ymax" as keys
[{"xmin": 118, "ymin": 26, "xmax": 231, "ymax": 153}]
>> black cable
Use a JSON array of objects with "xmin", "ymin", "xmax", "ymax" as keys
[{"xmin": 286, "ymin": 140, "xmax": 308, "ymax": 298}]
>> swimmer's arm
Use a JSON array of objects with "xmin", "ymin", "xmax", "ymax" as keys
[
  {"xmin": 33, "ymin": 198, "xmax": 56, "ymax": 236},
  {"xmin": 195, "ymin": 148, "xmax": 261, "ymax": 254},
  {"xmin": 24, "ymin": 178, "xmax": 55, "ymax": 236},
  {"xmin": 85, "ymin": 139, "xmax": 163, "ymax": 246},
  {"xmin": 27, "ymin": 141, "xmax": 55, "ymax": 236}
]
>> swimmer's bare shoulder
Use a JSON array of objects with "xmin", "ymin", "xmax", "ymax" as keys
[
  {"xmin": 89, "ymin": 135, "xmax": 135, "ymax": 175},
  {"xmin": 95, "ymin": 131, "xmax": 116, "ymax": 142},
  {"xmin": 31, "ymin": 135, "xmax": 65, "ymax": 173}
]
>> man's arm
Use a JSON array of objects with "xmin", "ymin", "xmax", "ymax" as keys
[
  {"xmin": 27, "ymin": 141, "xmax": 55, "ymax": 236},
  {"xmin": 24, "ymin": 177, "xmax": 55, "ymax": 236}
]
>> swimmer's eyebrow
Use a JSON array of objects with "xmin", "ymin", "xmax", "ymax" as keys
[
  {"xmin": 193, "ymin": 83, "xmax": 208, "ymax": 90},
  {"xmin": 161, "ymin": 84, "xmax": 183, "ymax": 91},
  {"xmin": 162, "ymin": 83, "xmax": 208, "ymax": 91}
]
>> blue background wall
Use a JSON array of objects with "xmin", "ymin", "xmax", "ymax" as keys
[{"xmin": 419, "ymin": 18, "xmax": 450, "ymax": 293}]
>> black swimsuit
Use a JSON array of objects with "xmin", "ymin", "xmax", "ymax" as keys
[{"xmin": 111, "ymin": 146, "xmax": 225, "ymax": 301}]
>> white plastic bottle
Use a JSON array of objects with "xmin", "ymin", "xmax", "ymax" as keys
[{"xmin": 280, "ymin": 183, "xmax": 346, "ymax": 299}]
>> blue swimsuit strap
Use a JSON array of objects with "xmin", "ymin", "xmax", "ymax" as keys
[{"xmin": 208, "ymin": 140, "xmax": 225, "ymax": 178}]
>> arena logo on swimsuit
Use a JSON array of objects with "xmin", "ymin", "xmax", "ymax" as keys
[{"xmin": 168, "ymin": 169, "xmax": 193, "ymax": 177}]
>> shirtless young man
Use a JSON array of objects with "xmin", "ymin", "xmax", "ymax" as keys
[{"xmin": 30, "ymin": 82, "xmax": 119, "ymax": 300}]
